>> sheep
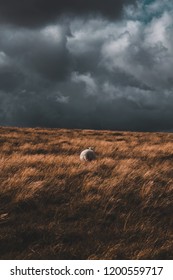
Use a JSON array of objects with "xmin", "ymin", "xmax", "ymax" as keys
[{"xmin": 80, "ymin": 147, "xmax": 96, "ymax": 162}]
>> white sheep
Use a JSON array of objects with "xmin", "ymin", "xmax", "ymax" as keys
[{"xmin": 80, "ymin": 147, "xmax": 96, "ymax": 162}]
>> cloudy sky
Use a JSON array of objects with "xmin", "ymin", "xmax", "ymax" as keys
[{"xmin": 0, "ymin": 0, "xmax": 173, "ymax": 131}]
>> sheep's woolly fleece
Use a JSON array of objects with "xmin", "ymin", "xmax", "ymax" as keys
[{"xmin": 80, "ymin": 148, "xmax": 96, "ymax": 161}]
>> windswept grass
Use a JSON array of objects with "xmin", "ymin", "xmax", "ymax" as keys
[{"xmin": 0, "ymin": 126, "xmax": 173, "ymax": 259}]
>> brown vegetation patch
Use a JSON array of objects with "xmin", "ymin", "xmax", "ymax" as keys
[{"xmin": 0, "ymin": 126, "xmax": 173, "ymax": 259}]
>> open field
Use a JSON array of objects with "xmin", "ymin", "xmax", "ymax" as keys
[{"xmin": 0, "ymin": 126, "xmax": 173, "ymax": 260}]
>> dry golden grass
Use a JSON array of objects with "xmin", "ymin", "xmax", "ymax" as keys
[{"xmin": 0, "ymin": 126, "xmax": 173, "ymax": 260}]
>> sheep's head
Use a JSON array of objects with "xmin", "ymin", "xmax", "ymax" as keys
[{"xmin": 88, "ymin": 147, "xmax": 94, "ymax": 151}]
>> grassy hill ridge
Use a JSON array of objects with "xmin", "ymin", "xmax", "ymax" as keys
[{"xmin": 0, "ymin": 126, "xmax": 173, "ymax": 259}]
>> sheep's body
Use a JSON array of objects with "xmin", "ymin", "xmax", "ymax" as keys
[{"xmin": 80, "ymin": 147, "xmax": 96, "ymax": 162}]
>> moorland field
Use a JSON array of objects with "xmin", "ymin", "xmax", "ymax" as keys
[{"xmin": 0, "ymin": 126, "xmax": 173, "ymax": 259}]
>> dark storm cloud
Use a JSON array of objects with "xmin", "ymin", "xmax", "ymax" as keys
[
  {"xmin": 0, "ymin": 0, "xmax": 136, "ymax": 27},
  {"xmin": 0, "ymin": 25, "xmax": 73, "ymax": 83},
  {"xmin": 0, "ymin": 0, "xmax": 173, "ymax": 132}
]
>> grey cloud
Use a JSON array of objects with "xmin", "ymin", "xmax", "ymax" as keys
[
  {"xmin": 0, "ymin": 0, "xmax": 136, "ymax": 27},
  {"xmin": 0, "ymin": 51, "xmax": 24, "ymax": 92},
  {"xmin": 0, "ymin": 1, "xmax": 173, "ymax": 132},
  {"xmin": 0, "ymin": 25, "xmax": 73, "ymax": 86}
]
